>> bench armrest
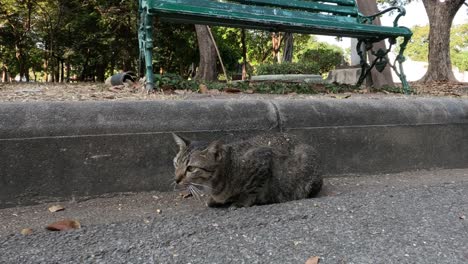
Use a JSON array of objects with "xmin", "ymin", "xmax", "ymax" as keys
[{"xmin": 358, "ymin": 6, "xmax": 406, "ymax": 27}]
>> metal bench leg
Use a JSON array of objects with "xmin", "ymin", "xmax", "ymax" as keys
[
  {"xmin": 391, "ymin": 36, "xmax": 411, "ymax": 94},
  {"xmin": 356, "ymin": 39, "xmax": 371, "ymax": 88},
  {"xmin": 356, "ymin": 37, "xmax": 412, "ymax": 94},
  {"xmin": 142, "ymin": 10, "xmax": 155, "ymax": 91},
  {"xmin": 138, "ymin": 12, "xmax": 145, "ymax": 79}
]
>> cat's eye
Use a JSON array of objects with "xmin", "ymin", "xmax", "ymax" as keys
[{"xmin": 186, "ymin": 166, "xmax": 196, "ymax": 172}]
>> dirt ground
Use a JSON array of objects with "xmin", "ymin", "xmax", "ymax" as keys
[{"xmin": 0, "ymin": 81, "xmax": 467, "ymax": 102}]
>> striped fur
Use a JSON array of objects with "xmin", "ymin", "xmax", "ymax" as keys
[{"xmin": 172, "ymin": 133, "xmax": 322, "ymax": 208}]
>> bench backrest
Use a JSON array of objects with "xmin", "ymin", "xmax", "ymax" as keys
[{"xmin": 226, "ymin": 0, "xmax": 359, "ymax": 17}]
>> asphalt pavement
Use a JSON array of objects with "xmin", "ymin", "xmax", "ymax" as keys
[{"xmin": 1, "ymin": 169, "xmax": 467, "ymax": 264}]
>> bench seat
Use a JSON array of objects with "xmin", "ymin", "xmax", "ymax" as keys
[
  {"xmin": 138, "ymin": 0, "xmax": 413, "ymax": 93},
  {"xmin": 145, "ymin": 0, "xmax": 411, "ymax": 40}
]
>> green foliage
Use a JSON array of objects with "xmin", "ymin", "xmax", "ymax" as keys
[
  {"xmin": 256, "ymin": 62, "xmax": 320, "ymax": 75},
  {"xmin": 452, "ymin": 51, "xmax": 468, "ymax": 72},
  {"xmin": 255, "ymin": 39, "xmax": 345, "ymax": 75},
  {"xmin": 154, "ymin": 73, "xmax": 198, "ymax": 90},
  {"xmin": 212, "ymin": 27, "xmax": 243, "ymax": 73},
  {"xmin": 154, "ymin": 23, "xmax": 198, "ymax": 77},
  {"xmin": 0, "ymin": 0, "xmax": 345, "ymax": 83},
  {"xmin": 152, "ymin": 73, "xmax": 405, "ymax": 95},
  {"xmin": 297, "ymin": 42, "xmax": 344, "ymax": 74},
  {"xmin": 405, "ymin": 25, "xmax": 429, "ymax": 62},
  {"xmin": 451, "ymin": 23, "xmax": 468, "ymax": 72},
  {"xmin": 405, "ymin": 24, "xmax": 468, "ymax": 72},
  {"xmin": 250, "ymin": 82, "xmax": 318, "ymax": 94}
]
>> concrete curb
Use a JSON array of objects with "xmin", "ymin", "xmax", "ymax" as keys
[{"xmin": 1, "ymin": 98, "xmax": 468, "ymax": 207}]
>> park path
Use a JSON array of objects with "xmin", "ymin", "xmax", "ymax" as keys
[{"xmin": 1, "ymin": 168, "xmax": 467, "ymax": 263}]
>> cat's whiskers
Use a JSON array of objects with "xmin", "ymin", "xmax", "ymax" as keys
[
  {"xmin": 190, "ymin": 182, "xmax": 216, "ymax": 193},
  {"xmin": 170, "ymin": 181, "xmax": 178, "ymax": 191},
  {"xmin": 189, "ymin": 185, "xmax": 204, "ymax": 203}
]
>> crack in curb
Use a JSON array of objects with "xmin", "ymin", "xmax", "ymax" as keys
[{"xmin": 269, "ymin": 101, "xmax": 284, "ymax": 133}]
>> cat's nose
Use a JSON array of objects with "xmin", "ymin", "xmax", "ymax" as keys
[{"xmin": 175, "ymin": 177, "xmax": 182, "ymax": 184}]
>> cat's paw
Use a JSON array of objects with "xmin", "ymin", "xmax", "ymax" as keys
[
  {"xmin": 207, "ymin": 198, "xmax": 224, "ymax": 208},
  {"xmin": 228, "ymin": 202, "xmax": 245, "ymax": 211}
]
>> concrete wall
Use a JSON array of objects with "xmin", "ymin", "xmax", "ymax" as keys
[{"xmin": 1, "ymin": 98, "xmax": 468, "ymax": 208}]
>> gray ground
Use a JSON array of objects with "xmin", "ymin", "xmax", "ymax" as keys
[{"xmin": 1, "ymin": 169, "xmax": 467, "ymax": 264}]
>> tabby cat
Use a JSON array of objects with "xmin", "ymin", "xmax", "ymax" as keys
[{"xmin": 172, "ymin": 133, "xmax": 322, "ymax": 208}]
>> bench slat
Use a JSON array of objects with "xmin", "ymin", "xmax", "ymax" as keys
[
  {"xmin": 149, "ymin": 0, "xmax": 411, "ymax": 39},
  {"xmin": 310, "ymin": 0, "xmax": 356, "ymax": 5},
  {"xmin": 228, "ymin": 0, "xmax": 358, "ymax": 16},
  {"xmin": 149, "ymin": 0, "xmax": 357, "ymax": 24}
]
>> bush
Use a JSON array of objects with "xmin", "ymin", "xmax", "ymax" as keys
[
  {"xmin": 298, "ymin": 42, "xmax": 344, "ymax": 74},
  {"xmin": 154, "ymin": 73, "xmax": 199, "ymax": 90},
  {"xmin": 255, "ymin": 62, "xmax": 320, "ymax": 75}
]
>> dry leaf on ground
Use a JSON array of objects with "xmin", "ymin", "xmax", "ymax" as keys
[
  {"xmin": 199, "ymin": 84, "xmax": 209, "ymax": 94},
  {"xmin": 46, "ymin": 219, "xmax": 81, "ymax": 231},
  {"xmin": 305, "ymin": 256, "xmax": 320, "ymax": 264},
  {"xmin": 21, "ymin": 228, "xmax": 33, "ymax": 235},
  {"xmin": 224, "ymin": 88, "xmax": 241, "ymax": 93},
  {"xmin": 180, "ymin": 191, "xmax": 192, "ymax": 198},
  {"xmin": 48, "ymin": 205, "xmax": 65, "ymax": 212}
]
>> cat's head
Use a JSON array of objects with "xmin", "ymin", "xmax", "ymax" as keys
[{"xmin": 172, "ymin": 134, "xmax": 225, "ymax": 193}]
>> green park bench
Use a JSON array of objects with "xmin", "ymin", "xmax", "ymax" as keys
[{"xmin": 138, "ymin": 0, "xmax": 413, "ymax": 93}]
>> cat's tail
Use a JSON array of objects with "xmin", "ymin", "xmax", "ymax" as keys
[
  {"xmin": 307, "ymin": 177, "xmax": 323, "ymax": 198},
  {"xmin": 297, "ymin": 144, "xmax": 323, "ymax": 198}
]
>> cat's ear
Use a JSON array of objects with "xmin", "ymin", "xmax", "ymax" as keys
[
  {"xmin": 205, "ymin": 140, "xmax": 224, "ymax": 161},
  {"xmin": 172, "ymin": 133, "xmax": 190, "ymax": 150}
]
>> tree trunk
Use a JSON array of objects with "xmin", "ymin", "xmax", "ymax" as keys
[
  {"xmin": 419, "ymin": 0, "xmax": 464, "ymax": 83},
  {"xmin": 96, "ymin": 61, "xmax": 106, "ymax": 82},
  {"xmin": 80, "ymin": 50, "xmax": 90, "ymax": 81},
  {"xmin": 241, "ymin": 29, "xmax": 248, "ymax": 80},
  {"xmin": 15, "ymin": 45, "xmax": 26, "ymax": 82},
  {"xmin": 55, "ymin": 58, "xmax": 60, "ymax": 83},
  {"xmin": 60, "ymin": 60, "xmax": 64, "ymax": 83},
  {"xmin": 66, "ymin": 59, "xmax": 70, "ymax": 82},
  {"xmin": 1, "ymin": 65, "xmax": 8, "ymax": 82},
  {"xmin": 194, "ymin": 25, "xmax": 217, "ymax": 81},
  {"xmin": 282, "ymin": 32, "xmax": 294, "ymax": 63},
  {"xmin": 357, "ymin": 0, "xmax": 394, "ymax": 88},
  {"xmin": 43, "ymin": 54, "xmax": 49, "ymax": 82},
  {"xmin": 272, "ymin": 32, "xmax": 282, "ymax": 63}
]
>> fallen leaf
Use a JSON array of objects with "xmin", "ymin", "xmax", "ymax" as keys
[
  {"xmin": 460, "ymin": 215, "xmax": 466, "ymax": 220},
  {"xmin": 305, "ymin": 256, "xmax": 320, "ymax": 264},
  {"xmin": 21, "ymin": 228, "xmax": 33, "ymax": 235},
  {"xmin": 174, "ymin": 89, "xmax": 187, "ymax": 95},
  {"xmin": 199, "ymin": 84, "xmax": 209, "ymax": 94},
  {"xmin": 48, "ymin": 205, "xmax": 65, "ymax": 213},
  {"xmin": 109, "ymin": 86, "xmax": 122, "ymax": 91},
  {"xmin": 161, "ymin": 85, "xmax": 174, "ymax": 95},
  {"xmin": 46, "ymin": 219, "xmax": 81, "ymax": 231},
  {"xmin": 224, "ymin": 87, "xmax": 241, "ymax": 93},
  {"xmin": 332, "ymin": 94, "xmax": 351, "ymax": 99},
  {"xmin": 180, "ymin": 191, "xmax": 192, "ymax": 198}
]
